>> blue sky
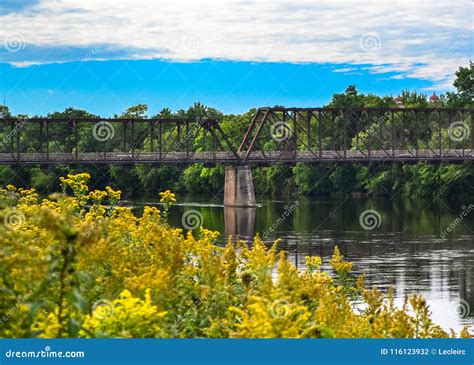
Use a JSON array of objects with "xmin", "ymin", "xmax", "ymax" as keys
[
  {"xmin": 0, "ymin": 60, "xmax": 435, "ymax": 116},
  {"xmin": 0, "ymin": 0, "xmax": 472, "ymax": 116}
]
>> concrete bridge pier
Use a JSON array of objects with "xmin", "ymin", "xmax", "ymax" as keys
[{"xmin": 224, "ymin": 165, "xmax": 256, "ymax": 207}]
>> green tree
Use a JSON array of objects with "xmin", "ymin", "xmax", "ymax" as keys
[
  {"xmin": 445, "ymin": 62, "xmax": 473, "ymax": 107},
  {"xmin": 118, "ymin": 104, "xmax": 148, "ymax": 119}
]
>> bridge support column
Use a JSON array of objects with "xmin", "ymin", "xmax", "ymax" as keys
[{"xmin": 224, "ymin": 165, "xmax": 256, "ymax": 207}]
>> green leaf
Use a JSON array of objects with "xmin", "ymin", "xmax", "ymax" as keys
[
  {"xmin": 71, "ymin": 288, "xmax": 88, "ymax": 314},
  {"xmin": 68, "ymin": 317, "xmax": 82, "ymax": 338}
]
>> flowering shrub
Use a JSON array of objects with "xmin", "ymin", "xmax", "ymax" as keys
[
  {"xmin": 0, "ymin": 174, "xmax": 471, "ymax": 338},
  {"xmin": 158, "ymin": 189, "xmax": 176, "ymax": 222}
]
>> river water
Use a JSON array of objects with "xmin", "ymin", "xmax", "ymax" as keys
[{"xmin": 131, "ymin": 195, "xmax": 474, "ymax": 332}]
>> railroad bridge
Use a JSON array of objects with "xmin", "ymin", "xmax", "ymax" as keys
[{"xmin": 1, "ymin": 107, "xmax": 472, "ymax": 206}]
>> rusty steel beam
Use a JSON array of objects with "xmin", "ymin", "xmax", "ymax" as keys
[{"xmin": 0, "ymin": 107, "xmax": 472, "ymax": 167}]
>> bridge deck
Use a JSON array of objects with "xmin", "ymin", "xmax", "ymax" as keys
[{"xmin": 1, "ymin": 149, "xmax": 472, "ymax": 165}]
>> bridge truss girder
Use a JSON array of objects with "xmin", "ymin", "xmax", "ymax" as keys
[{"xmin": 0, "ymin": 107, "xmax": 472, "ymax": 165}]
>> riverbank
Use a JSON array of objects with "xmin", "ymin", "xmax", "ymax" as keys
[{"xmin": 1, "ymin": 161, "xmax": 473, "ymax": 202}]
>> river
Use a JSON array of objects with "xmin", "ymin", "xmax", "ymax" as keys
[{"xmin": 130, "ymin": 195, "xmax": 474, "ymax": 332}]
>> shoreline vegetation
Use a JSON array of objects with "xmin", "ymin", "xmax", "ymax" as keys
[
  {"xmin": 0, "ymin": 173, "xmax": 471, "ymax": 338},
  {"xmin": 0, "ymin": 63, "xmax": 473, "ymax": 201}
]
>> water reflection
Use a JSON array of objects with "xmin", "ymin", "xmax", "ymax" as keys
[
  {"xmin": 224, "ymin": 207, "xmax": 256, "ymax": 240},
  {"xmin": 136, "ymin": 195, "xmax": 474, "ymax": 331},
  {"xmin": 277, "ymin": 235, "xmax": 473, "ymax": 331}
]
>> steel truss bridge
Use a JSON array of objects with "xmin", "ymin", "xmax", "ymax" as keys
[{"xmin": 0, "ymin": 107, "xmax": 472, "ymax": 166}]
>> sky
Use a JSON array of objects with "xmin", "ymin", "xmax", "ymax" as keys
[{"xmin": 0, "ymin": 0, "xmax": 472, "ymax": 116}]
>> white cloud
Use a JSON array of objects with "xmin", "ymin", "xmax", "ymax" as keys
[
  {"xmin": 333, "ymin": 67, "xmax": 358, "ymax": 73},
  {"xmin": 0, "ymin": 0, "xmax": 471, "ymax": 87}
]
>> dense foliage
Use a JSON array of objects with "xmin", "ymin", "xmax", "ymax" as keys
[{"xmin": 0, "ymin": 174, "xmax": 471, "ymax": 338}]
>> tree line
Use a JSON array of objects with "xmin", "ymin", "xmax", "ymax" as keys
[{"xmin": 0, "ymin": 63, "xmax": 472, "ymax": 200}]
